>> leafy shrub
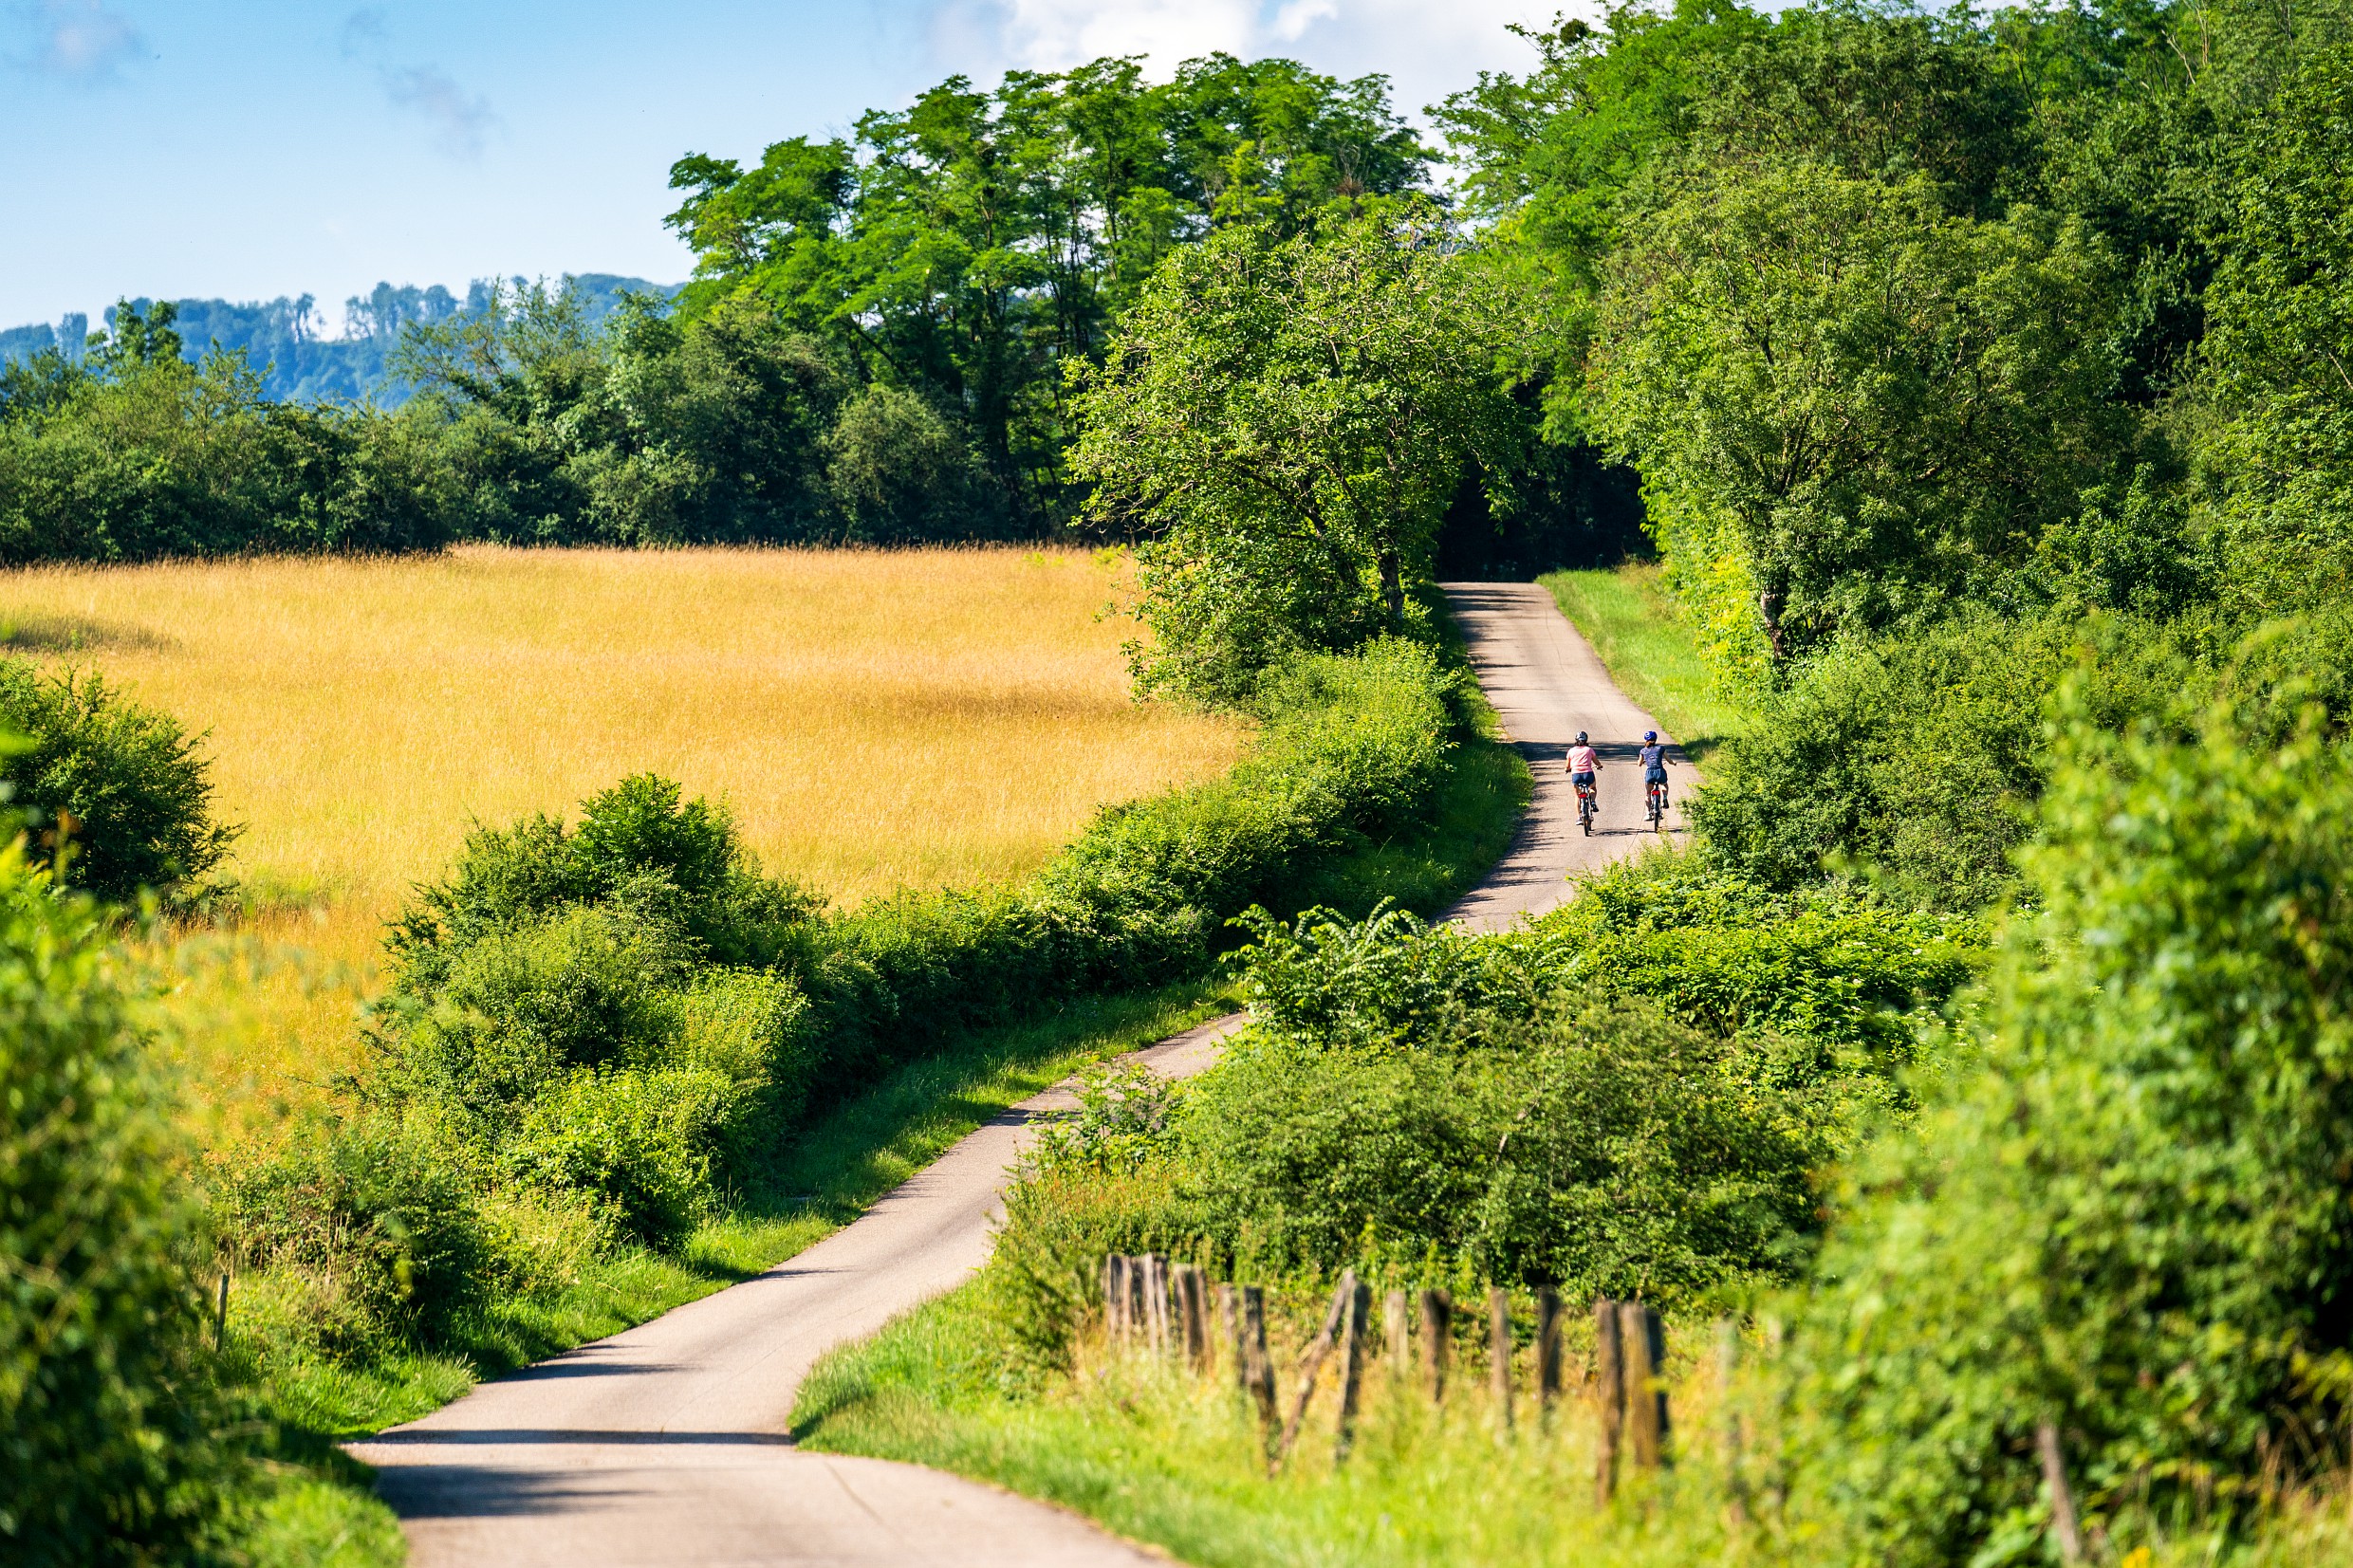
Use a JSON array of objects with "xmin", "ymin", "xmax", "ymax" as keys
[
  {"xmin": 1690, "ymin": 609, "xmax": 2192, "ymax": 908},
  {"xmin": 1781, "ymin": 707, "xmax": 2353, "ymax": 1562},
  {"xmin": 394, "ymin": 902, "xmax": 693, "ymax": 1118},
  {"xmin": 0, "ymin": 658, "xmax": 237, "ymax": 905},
  {"xmin": 1239, "ymin": 856, "xmax": 1986, "ymax": 1120},
  {"xmin": 218, "ymin": 1109, "xmax": 491, "ymax": 1348},
  {"xmin": 0, "ymin": 856, "xmax": 234, "ymax": 1565},
  {"xmin": 386, "ymin": 772, "xmax": 820, "ymax": 991},
  {"xmin": 1172, "ymin": 996, "xmax": 1825, "ymax": 1300},
  {"xmin": 674, "ymin": 968, "xmax": 818, "ymax": 1167},
  {"xmin": 506, "ymin": 1069, "xmax": 719, "ymax": 1247}
]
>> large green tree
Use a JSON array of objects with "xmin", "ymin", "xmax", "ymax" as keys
[
  {"xmin": 1587, "ymin": 162, "xmax": 2128, "ymax": 669},
  {"xmin": 1068, "ymin": 202, "xmax": 1523, "ymax": 705},
  {"xmin": 663, "ymin": 54, "xmax": 1431, "ymax": 526}
]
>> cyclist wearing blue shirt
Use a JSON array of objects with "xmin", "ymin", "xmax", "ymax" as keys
[{"xmin": 1639, "ymin": 730, "xmax": 1672, "ymax": 802}]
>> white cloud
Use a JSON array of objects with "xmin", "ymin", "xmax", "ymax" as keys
[
  {"xmin": 13, "ymin": 0, "xmax": 144, "ymax": 81},
  {"xmin": 1269, "ymin": 0, "xmax": 1341, "ymax": 46},
  {"xmin": 381, "ymin": 64, "xmax": 497, "ymax": 160},
  {"xmin": 945, "ymin": 0, "xmax": 1566, "ymax": 120},
  {"xmin": 987, "ymin": 0, "xmax": 1260, "ymax": 69}
]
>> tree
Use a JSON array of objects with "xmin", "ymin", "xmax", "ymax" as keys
[
  {"xmin": 1069, "ymin": 202, "xmax": 1523, "ymax": 705},
  {"xmin": 664, "ymin": 54, "xmax": 1433, "ymax": 526},
  {"xmin": 1587, "ymin": 161, "xmax": 2127, "ymax": 671},
  {"xmin": 1, "ymin": 854, "xmax": 234, "ymax": 1565},
  {"xmin": 2196, "ymin": 44, "xmax": 2353, "ymax": 611}
]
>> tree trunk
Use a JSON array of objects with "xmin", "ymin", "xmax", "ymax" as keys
[
  {"xmin": 1380, "ymin": 549, "xmax": 1405, "ymax": 630},
  {"xmin": 1756, "ymin": 590, "xmax": 1788, "ymax": 663}
]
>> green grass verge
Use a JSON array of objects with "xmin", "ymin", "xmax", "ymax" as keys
[
  {"xmin": 1539, "ymin": 564, "xmax": 1753, "ymax": 765},
  {"xmin": 792, "ymin": 1282, "xmax": 1728, "ymax": 1568}
]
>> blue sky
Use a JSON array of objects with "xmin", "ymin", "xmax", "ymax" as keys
[{"xmin": 0, "ymin": 0, "xmax": 1556, "ymax": 333}]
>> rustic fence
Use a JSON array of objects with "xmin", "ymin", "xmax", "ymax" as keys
[{"xmin": 1102, "ymin": 1252, "xmax": 1679, "ymax": 1492}]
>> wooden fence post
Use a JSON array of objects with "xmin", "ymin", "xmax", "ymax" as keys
[
  {"xmin": 1240, "ymin": 1286, "xmax": 1278, "ymax": 1433},
  {"xmin": 1177, "ymin": 1264, "xmax": 1210, "ymax": 1371},
  {"xmin": 1620, "ymin": 1299, "xmax": 1668, "ymax": 1471},
  {"xmin": 1384, "ymin": 1288, "xmax": 1409, "ymax": 1379},
  {"xmin": 1536, "ymin": 1286, "xmax": 1563, "ymax": 1420},
  {"xmin": 1420, "ymin": 1288, "xmax": 1452, "ymax": 1403},
  {"xmin": 1145, "ymin": 1255, "xmax": 1173, "ymax": 1356},
  {"xmin": 1277, "ymin": 1270, "xmax": 1359, "ymax": 1461},
  {"xmin": 1490, "ymin": 1287, "xmax": 1513, "ymax": 1436},
  {"xmin": 1126, "ymin": 1254, "xmax": 1147, "ymax": 1349},
  {"xmin": 1334, "ymin": 1277, "xmax": 1373, "ymax": 1463},
  {"xmin": 1105, "ymin": 1255, "xmax": 1129, "ymax": 1347},
  {"xmin": 214, "ymin": 1271, "xmax": 230, "ymax": 1354},
  {"xmin": 1218, "ymin": 1282, "xmax": 1238, "ymax": 1376},
  {"xmin": 1594, "ymin": 1298, "xmax": 1624, "ymax": 1505}
]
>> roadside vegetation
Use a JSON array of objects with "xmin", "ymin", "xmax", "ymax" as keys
[
  {"xmin": 794, "ymin": 2, "xmax": 2353, "ymax": 1566},
  {"xmin": 2, "ymin": 554, "xmax": 1522, "ymax": 1562},
  {"xmin": 1538, "ymin": 564, "xmax": 1752, "ymax": 761},
  {"xmin": 15, "ymin": 0, "xmax": 2353, "ymax": 1563}
]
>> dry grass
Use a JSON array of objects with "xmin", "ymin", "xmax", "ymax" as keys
[{"xmin": 0, "ymin": 545, "xmax": 1240, "ymax": 1126}]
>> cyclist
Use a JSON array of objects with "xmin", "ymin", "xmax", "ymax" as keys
[
  {"xmin": 1567, "ymin": 731, "xmax": 1600, "ymax": 822},
  {"xmin": 1639, "ymin": 730, "xmax": 1672, "ymax": 806}
]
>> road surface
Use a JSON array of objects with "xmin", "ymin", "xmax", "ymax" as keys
[{"xmin": 348, "ymin": 580, "xmax": 1678, "ymax": 1567}]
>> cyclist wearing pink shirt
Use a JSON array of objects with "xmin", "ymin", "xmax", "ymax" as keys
[{"xmin": 1567, "ymin": 732, "xmax": 1600, "ymax": 791}]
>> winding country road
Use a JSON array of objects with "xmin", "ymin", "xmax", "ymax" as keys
[{"xmin": 346, "ymin": 580, "xmax": 1682, "ymax": 1567}]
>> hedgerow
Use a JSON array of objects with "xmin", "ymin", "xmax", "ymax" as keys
[
  {"xmin": 1776, "ymin": 706, "xmax": 2353, "ymax": 1561},
  {"xmin": 219, "ymin": 636, "xmax": 1468, "ymax": 1350}
]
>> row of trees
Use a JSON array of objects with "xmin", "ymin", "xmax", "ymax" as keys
[{"xmin": 0, "ymin": 53, "xmax": 1479, "ymax": 566}]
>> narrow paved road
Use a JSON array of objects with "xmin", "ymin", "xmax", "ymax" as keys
[
  {"xmin": 1440, "ymin": 581, "xmax": 1691, "ymax": 931},
  {"xmin": 348, "ymin": 581, "xmax": 1677, "ymax": 1567}
]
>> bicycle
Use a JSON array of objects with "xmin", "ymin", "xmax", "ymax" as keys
[
  {"xmin": 1577, "ymin": 776, "xmax": 1599, "ymax": 836},
  {"xmin": 1646, "ymin": 777, "xmax": 1669, "ymax": 833}
]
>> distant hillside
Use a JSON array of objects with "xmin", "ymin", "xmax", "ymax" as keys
[{"xmin": 0, "ymin": 274, "xmax": 680, "ymax": 406}]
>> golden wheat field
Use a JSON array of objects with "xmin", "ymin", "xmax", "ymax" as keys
[{"xmin": 0, "ymin": 545, "xmax": 1241, "ymax": 1130}]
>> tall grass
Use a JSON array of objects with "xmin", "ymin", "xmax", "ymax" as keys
[
  {"xmin": 799, "ymin": 1282, "xmax": 2353, "ymax": 1568},
  {"xmin": 0, "ymin": 544, "xmax": 1240, "ymax": 1124},
  {"xmin": 0, "ymin": 545, "xmax": 1238, "ymax": 916}
]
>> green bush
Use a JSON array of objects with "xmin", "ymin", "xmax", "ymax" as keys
[
  {"xmin": 0, "ymin": 855, "xmax": 235, "ymax": 1565},
  {"xmin": 1689, "ymin": 609, "xmax": 2193, "ymax": 908},
  {"xmin": 385, "ymin": 772, "xmax": 821, "ymax": 991},
  {"xmin": 396, "ymin": 902, "xmax": 694, "ymax": 1117},
  {"xmin": 1780, "ymin": 707, "xmax": 2353, "ymax": 1562},
  {"xmin": 218, "ymin": 1110, "xmax": 491, "ymax": 1348},
  {"xmin": 506, "ymin": 1069, "xmax": 719, "ymax": 1247},
  {"xmin": 1239, "ymin": 857, "xmax": 1986, "ymax": 1125},
  {"xmin": 0, "ymin": 658, "xmax": 238, "ymax": 906},
  {"xmin": 1169, "ymin": 994, "xmax": 1824, "ymax": 1301}
]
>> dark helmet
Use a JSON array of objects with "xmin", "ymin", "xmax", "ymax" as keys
[
  {"xmin": 1575, "ymin": 730, "xmax": 1589, "ymax": 746},
  {"xmin": 1645, "ymin": 730, "xmax": 1658, "ymax": 742}
]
